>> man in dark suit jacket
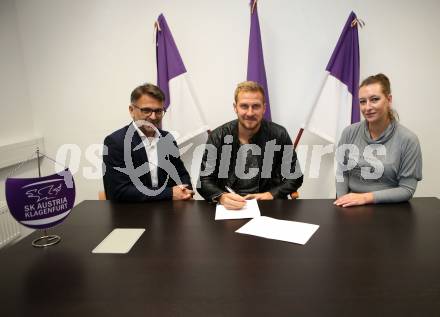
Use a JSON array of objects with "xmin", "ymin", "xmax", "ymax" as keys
[{"xmin": 103, "ymin": 83, "xmax": 193, "ymax": 202}]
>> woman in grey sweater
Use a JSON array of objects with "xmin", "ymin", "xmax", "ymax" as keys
[{"xmin": 334, "ymin": 74, "xmax": 422, "ymax": 207}]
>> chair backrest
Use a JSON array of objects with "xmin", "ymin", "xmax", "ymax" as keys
[{"xmin": 98, "ymin": 191, "xmax": 107, "ymax": 200}]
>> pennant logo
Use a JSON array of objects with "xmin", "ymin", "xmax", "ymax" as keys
[{"xmin": 5, "ymin": 169, "xmax": 76, "ymax": 229}]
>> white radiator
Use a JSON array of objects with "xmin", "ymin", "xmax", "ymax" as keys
[{"xmin": 0, "ymin": 201, "xmax": 21, "ymax": 248}]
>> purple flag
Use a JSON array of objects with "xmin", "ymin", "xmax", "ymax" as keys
[
  {"xmin": 5, "ymin": 169, "xmax": 76, "ymax": 230},
  {"xmin": 247, "ymin": 0, "xmax": 272, "ymax": 121},
  {"xmin": 156, "ymin": 13, "xmax": 187, "ymax": 110},
  {"xmin": 155, "ymin": 14, "xmax": 209, "ymax": 144},
  {"xmin": 326, "ymin": 11, "xmax": 360, "ymax": 124},
  {"xmin": 303, "ymin": 11, "xmax": 361, "ymax": 143}
]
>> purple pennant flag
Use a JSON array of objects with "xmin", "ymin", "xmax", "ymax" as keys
[
  {"xmin": 156, "ymin": 14, "xmax": 187, "ymax": 110},
  {"xmin": 5, "ymin": 169, "xmax": 76, "ymax": 230},
  {"xmin": 247, "ymin": 0, "xmax": 271, "ymax": 121},
  {"xmin": 326, "ymin": 11, "xmax": 360, "ymax": 124}
]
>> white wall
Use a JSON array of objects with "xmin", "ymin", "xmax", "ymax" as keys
[
  {"xmin": 2, "ymin": 0, "xmax": 438, "ymax": 203},
  {"xmin": 0, "ymin": 0, "xmax": 35, "ymax": 144},
  {"xmin": 0, "ymin": 0, "xmax": 39, "ymax": 200},
  {"xmin": 0, "ymin": 0, "xmax": 39, "ymax": 239}
]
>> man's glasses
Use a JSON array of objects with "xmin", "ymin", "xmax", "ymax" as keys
[{"xmin": 132, "ymin": 104, "xmax": 166, "ymax": 117}]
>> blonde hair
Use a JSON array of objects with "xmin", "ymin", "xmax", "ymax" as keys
[
  {"xmin": 360, "ymin": 73, "xmax": 398, "ymax": 121},
  {"xmin": 234, "ymin": 81, "xmax": 265, "ymax": 104}
]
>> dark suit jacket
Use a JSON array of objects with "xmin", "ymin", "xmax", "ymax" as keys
[{"xmin": 103, "ymin": 123, "xmax": 192, "ymax": 202}]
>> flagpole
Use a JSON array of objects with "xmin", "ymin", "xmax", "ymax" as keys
[
  {"xmin": 293, "ymin": 128, "xmax": 304, "ymax": 150},
  {"xmin": 36, "ymin": 147, "xmax": 41, "ymax": 177}
]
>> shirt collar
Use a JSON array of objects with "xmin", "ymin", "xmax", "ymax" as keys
[{"xmin": 132, "ymin": 121, "xmax": 160, "ymax": 145}]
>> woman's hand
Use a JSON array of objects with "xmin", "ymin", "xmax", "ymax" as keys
[{"xmin": 334, "ymin": 193, "xmax": 374, "ymax": 207}]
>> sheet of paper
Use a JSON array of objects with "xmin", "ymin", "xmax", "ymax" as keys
[
  {"xmin": 236, "ymin": 216, "xmax": 319, "ymax": 245},
  {"xmin": 92, "ymin": 228, "xmax": 145, "ymax": 254},
  {"xmin": 215, "ymin": 199, "xmax": 260, "ymax": 220}
]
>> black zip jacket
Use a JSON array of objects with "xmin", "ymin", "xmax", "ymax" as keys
[{"xmin": 198, "ymin": 119, "xmax": 303, "ymax": 202}]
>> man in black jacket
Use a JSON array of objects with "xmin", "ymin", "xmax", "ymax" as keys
[
  {"xmin": 198, "ymin": 81, "xmax": 303, "ymax": 209},
  {"xmin": 103, "ymin": 83, "xmax": 193, "ymax": 202}
]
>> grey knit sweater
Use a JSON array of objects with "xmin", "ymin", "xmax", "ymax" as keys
[{"xmin": 336, "ymin": 120, "xmax": 422, "ymax": 203}]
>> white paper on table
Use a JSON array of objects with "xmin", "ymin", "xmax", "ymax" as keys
[
  {"xmin": 215, "ymin": 199, "xmax": 260, "ymax": 220},
  {"xmin": 236, "ymin": 216, "xmax": 319, "ymax": 245},
  {"xmin": 92, "ymin": 228, "xmax": 145, "ymax": 254}
]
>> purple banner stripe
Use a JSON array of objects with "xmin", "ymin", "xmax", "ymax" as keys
[
  {"xmin": 325, "ymin": 11, "xmax": 360, "ymax": 123},
  {"xmin": 247, "ymin": 1, "xmax": 272, "ymax": 121},
  {"xmin": 156, "ymin": 14, "xmax": 187, "ymax": 110}
]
